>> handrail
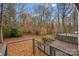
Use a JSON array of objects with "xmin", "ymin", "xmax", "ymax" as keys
[
  {"xmin": 0, "ymin": 42, "xmax": 7, "ymax": 56},
  {"xmin": 49, "ymin": 46, "xmax": 73, "ymax": 56},
  {"xmin": 1, "ymin": 39, "xmax": 75, "ymax": 56},
  {"xmin": 35, "ymin": 39, "xmax": 73, "ymax": 56},
  {"xmin": 34, "ymin": 40, "xmax": 49, "ymax": 55},
  {"xmin": 8, "ymin": 39, "xmax": 32, "ymax": 44}
]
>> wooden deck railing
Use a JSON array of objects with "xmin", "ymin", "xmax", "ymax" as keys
[
  {"xmin": 34, "ymin": 39, "xmax": 73, "ymax": 56},
  {"xmin": 56, "ymin": 34, "xmax": 78, "ymax": 45},
  {"xmin": 0, "ymin": 42, "xmax": 7, "ymax": 56},
  {"xmin": 0, "ymin": 38, "xmax": 77, "ymax": 56},
  {"xmin": 34, "ymin": 39, "xmax": 50, "ymax": 56},
  {"xmin": 49, "ymin": 46, "xmax": 73, "ymax": 56}
]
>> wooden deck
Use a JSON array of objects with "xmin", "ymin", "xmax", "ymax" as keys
[{"xmin": 50, "ymin": 40, "xmax": 78, "ymax": 55}]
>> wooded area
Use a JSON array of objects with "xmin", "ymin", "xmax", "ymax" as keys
[{"xmin": 0, "ymin": 3, "xmax": 78, "ymax": 43}]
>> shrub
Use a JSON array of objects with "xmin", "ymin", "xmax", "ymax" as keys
[
  {"xmin": 15, "ymin": 30, "xmax": 22, "ymax": 37},
  {"xmin": 10, "ymin": 28, "xmax": 22, "ymax": 37},
  {"xmin": 42, "ymin": 36, "xmax": 53, "ymax": 44},
  {"xmin": 3, "ymin": 28, "xmax": 22, "ymax": 38},
  {"xmin": 42, "ymin": 37, "xmax": 50, "ymax": 44},
  {"xmin": 3, "ymin": 28, "xmax": 11, "ymax": 38}
]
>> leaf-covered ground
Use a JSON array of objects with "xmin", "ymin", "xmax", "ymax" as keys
[{"xmin": 4, "ymin": 35, "xmax": 52, "ymax": 56}]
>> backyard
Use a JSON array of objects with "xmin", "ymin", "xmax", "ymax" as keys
[
  {"xmin": 0, "ymin": 3, "xmax": 78, "ymax": 56},
  {"xmin": 6, "ymin": 35, "xmax": 54, "ymax": 56},
  {"xmin": 0, "ymin": 35, "xmax": 53, "ymax": 56}
]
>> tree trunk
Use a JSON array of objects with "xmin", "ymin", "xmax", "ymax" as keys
[{"xmin": 0, "ymin": 3, "xmax": 4, "ymax": 43}]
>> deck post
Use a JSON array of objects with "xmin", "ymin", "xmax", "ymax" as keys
[
  {"xmin": 78, "ymin": 10, "xmax": 79, "ymax": 55},
  {"xmin": 4, "ymin": 44, "xmax": 7, "ymax": 56},
  {"xmin": 49, "ymin": 46, "xmax": 56, "ymax": 56},
  {"xmin": 44, "ymin": 45, "xmax": 45, "ymax": 52},
  {"xmin": 49, "ymin": 46, "xmax": 52, "ymax": 56},
  {"xmin": 75, "ymin": 3, "xmax": 79, "ymax": 55},
  {"xmin": 53, "ymin": 47, "xmax": 56, "ymax": 56},
  {"xmin": 0, "ymin": 42, "xmax": 7, "ymax": 56},
  {"xmin": 32, "ymin": 39, "xmax": 35, "ymax": 56}
]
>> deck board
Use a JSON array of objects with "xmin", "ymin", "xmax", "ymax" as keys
[{"xmin": 50, "ymin": 40, "xmax": 78, "ymax": 55}]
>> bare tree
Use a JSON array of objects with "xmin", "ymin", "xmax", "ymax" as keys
[
  {"xmin": 33, "ymin": 4, "xmax": 53, "ymax": 34},
  {"xmin": 6, "ymin": 4, "xmax": 16, "ymax": 28},
  {"xmin": 58, "ymin": 3, "xmax": 73, "ymax": 33}
]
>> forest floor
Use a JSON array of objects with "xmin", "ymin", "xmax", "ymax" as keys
[
  {"xmin": 3, "ymin": 34, "xmax": 53, "ymax": 56},
  {"xmin": 4, "ymin": 34, "xmax": 53, "ymax": 43}
]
